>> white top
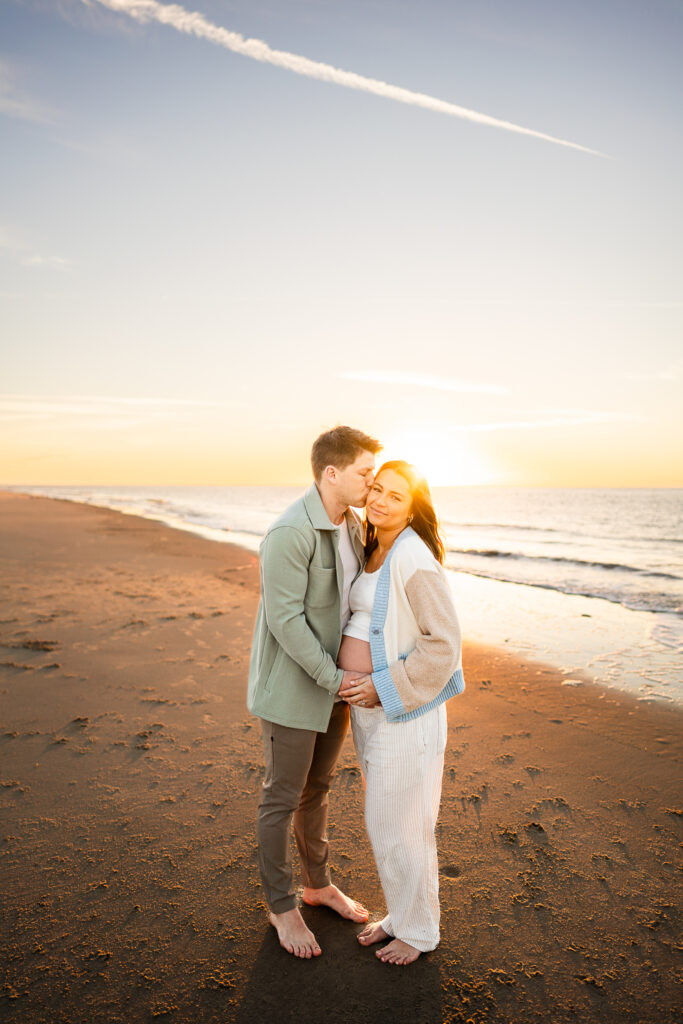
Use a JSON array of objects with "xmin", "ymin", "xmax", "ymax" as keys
[
  {"xmin": 336, "ymin": 517, "xmax": 360, "ymax": 630},
  {"xmin": 342, "ymin": 569, "xmax": 380, "ymax": 642}
]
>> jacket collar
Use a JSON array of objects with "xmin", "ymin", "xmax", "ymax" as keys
[
  {"xmin": 303, "ymin": 484, "xmax": 365, "ymax": 547},
  {"xmin": 345, "ymin": 507, "xmax": 365, "ymax": 561},
  {"xmin": 303, "ymin": 483, "xmax": 339, "ymax": 531}
]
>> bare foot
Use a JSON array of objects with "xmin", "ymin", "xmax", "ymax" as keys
[
  {"xmin": 357, "ymin": 921, "xmax": 390, "ymax": 946},
  {"xmin": 302, "ymin": 884, "xmax": 369, "ymax": 923},
  {"xmin": 376, "ymin": 938, "xmax": 421, "ymax": 965},
  {"xmin": 268, "ymin": 908, "xmax": 322, "ymax": 959}
]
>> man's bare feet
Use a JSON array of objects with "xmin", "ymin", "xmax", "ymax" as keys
[
  {"xmin": 376, "ymin": 938, "xmax": 421, "ymax": 965},
  {"xmin": 268, "ymin": 908, "xmax": 322, "ymax": 959},
  {"xmin": 302, "ymin": 884, "xmax": 369, "ymax": 922},
  {"xmin": 357, "ymin": 921, "xmax": 390, "ymax": 946}
]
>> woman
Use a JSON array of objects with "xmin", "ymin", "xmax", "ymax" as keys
[{"xmin": 338, "ymin": 461, "xmax": 464, "ymax": 965}]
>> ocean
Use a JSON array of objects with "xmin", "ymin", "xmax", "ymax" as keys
[{"xmin": 9, "ymin": 484, "xmax": 682, "ymax": 705}]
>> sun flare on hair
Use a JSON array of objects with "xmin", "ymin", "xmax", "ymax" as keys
[{"xmin": 378, "ymin": 430, "xmax": 497, "ymax": 487}]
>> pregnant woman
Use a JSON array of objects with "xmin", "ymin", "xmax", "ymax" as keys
[{"xmin": 338, "ymin": 460, "xmax": 464, "ymax": 965}]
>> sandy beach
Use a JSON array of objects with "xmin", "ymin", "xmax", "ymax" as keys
[{"xmin": 1, "ymin": 491, "xmax": 681, "ymax": 1024}]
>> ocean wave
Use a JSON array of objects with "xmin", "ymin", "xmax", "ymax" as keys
[
  {"xmin": 446, "ymin": 547, "xmax": 682, "ymax": 581},
  {"xmin": 443, "ymin": 563, "xmax": 683, "ymax": 616},
  {"xmin": 442, "ymin": 520, "xmax": 564, "ymax": 534}
]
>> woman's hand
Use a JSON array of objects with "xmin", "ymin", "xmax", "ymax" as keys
[{"xmin": 339, "ymin": 674, "xmax": 381, "ymax": 708}]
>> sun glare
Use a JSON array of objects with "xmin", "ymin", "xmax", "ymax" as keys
[{"xmin": 379, "ymin": 429, "xmax": 496, "ymax": 487}]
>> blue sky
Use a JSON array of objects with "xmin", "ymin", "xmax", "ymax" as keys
[{"xmin": 1, "ymin": 0, "xmax": 682, "ymax": 485}]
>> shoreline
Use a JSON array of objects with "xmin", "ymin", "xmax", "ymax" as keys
[
  {"xmin": 1, "ymin": 492, "xmax": 681, "ymax": 1024},
  {"xmin": 3, "ymin": 488, "xmax": 680, "ymax": 708}
]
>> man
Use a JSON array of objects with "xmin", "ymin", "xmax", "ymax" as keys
[{"xmin": 247, "ymin": 426, "xmax": 382, "ymax": 959}]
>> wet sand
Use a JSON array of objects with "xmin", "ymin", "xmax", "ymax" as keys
[{"xmin": 1, "ymin": 492, "xmax": 681, "ymax": 1024}]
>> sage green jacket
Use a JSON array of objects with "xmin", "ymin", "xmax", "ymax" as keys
[{"xmin": 247, "ymin": 484, "xmax": 365, "ymax": 731}]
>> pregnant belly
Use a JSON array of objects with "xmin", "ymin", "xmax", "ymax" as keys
[{"xmin": 337, "ymin": 635, "xmax": 373, "ymax": 674}]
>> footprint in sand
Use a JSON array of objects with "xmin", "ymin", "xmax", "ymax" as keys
[{"xmin": 440, "ymin": 864, "xmax": 461, "ymax": 878}]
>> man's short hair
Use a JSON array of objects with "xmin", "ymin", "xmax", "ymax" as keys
[{"xmin": 311, "ymin": 426, "xmax": 382, "ymax": 482}]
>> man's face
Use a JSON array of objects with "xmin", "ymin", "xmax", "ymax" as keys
[{"xmin": 334, "ymin": 451, "xmax": 376, "ymax": 508}]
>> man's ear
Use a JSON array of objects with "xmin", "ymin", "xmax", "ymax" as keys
[{"xmin": 323, "ymin": 465, "xmax": 337, "ymax": 484}]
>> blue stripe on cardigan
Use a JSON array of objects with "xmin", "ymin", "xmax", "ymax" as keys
[{"xmin": 369, "ymin": 528, "xmax": 465, "ymax": 723}]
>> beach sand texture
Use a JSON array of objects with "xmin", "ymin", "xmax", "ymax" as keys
[{"xmin": 1, "ymin": 493, "xmax": 681, "ymax": 1024}]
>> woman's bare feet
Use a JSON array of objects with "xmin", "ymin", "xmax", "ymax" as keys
[
  {"xmin": 376, "ymin": 938, "xmax": 421, "ymax": 965},
  {"xmin": 357, "ymin": 921, "xmax": 390, "ymax": 946},
  {"xmin": 302, "ymin": 884, "xmax": 369, "ymax": 922},
  {"xmin": 268, "ymin": 908, "xmax": 322, "ymax": 959}
]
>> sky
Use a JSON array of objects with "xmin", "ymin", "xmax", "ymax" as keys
[{"xmin": 1, "ymin": 0, "xmax": 682, "ymax": 487}]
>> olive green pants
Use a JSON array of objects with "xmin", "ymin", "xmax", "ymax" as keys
[{"xmin": 257, "ymin": 700, "xmax": 350, "ymax": 913}]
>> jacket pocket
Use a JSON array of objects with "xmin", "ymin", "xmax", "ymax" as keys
[
  {"xmin": 305, "ymin": 565, "xmax": 337, "ymax": 608},
  {"xmin": 264, "ymin": 646, "xmax": 285, "ymax": 694}
]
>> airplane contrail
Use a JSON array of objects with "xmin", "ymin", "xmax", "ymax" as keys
[{"xmin": 85, "ymin": 0, "xmax": 605, "ymax": 157}]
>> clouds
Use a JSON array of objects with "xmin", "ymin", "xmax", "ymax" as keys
[
  {"xmin": 448, "ymin": 410, "xmax": 643, "ymax": 433},
  {"xmin": 20, "ymin": 254, "xmax": 73, "ymax": 271},
  {"xmin": 341, "ymin": 370, "xmax": 508, "ymax": 395},
  {"xmin": 85, "ymin": 0, "xmax": 605, "ymax": 156},
  {"xmin": 0, "ymin": 57, "xmax": 54, "ymax": 124},
  {"xmin": 341, "ymin": 372, "xmax": 643, "ymax": 434},
  {"xmin": 0, "ymin": 394, "xmax": 243, "ymax": 428},
  {"xmin": 625, "ymin": 364, "xmax": 680, "ymax": 383},
  {"xmin": 0, "ymin": 223, "xmax": 72, "ymax": 274}
]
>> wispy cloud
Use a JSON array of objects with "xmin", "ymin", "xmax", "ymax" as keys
[
  {"xmin": 0, "ymin": 58, "xmax": 55, "ymax": 124},
  {"xmin": 21, "ymin": 254, "xmax": 73, "ymax": 272},
  {"xmin": 625, "ymin": 365, "xmax": 680, "ymax": 382},
  {"xmin": 0, "ymin": 394, "xmax": 244, "ymax": 426},
  {"xmin": 341, "ymin": 371, "xmax": 508, "ymax": 395},
  {"xmin": 1, "ymin": 224, "xmax": 72, "ymax": 272},
  {"xmin": 84, "ymin": 0, "xmax": 605, "ymax": 156},
  {"xmin": 448, "ymin": 409, "xmax": 643, "ymax": 432}
]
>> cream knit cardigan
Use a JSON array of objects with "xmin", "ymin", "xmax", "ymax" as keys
[{"xmin": 369, "ymin": 527, "xmax": 465, "ymax": 722}]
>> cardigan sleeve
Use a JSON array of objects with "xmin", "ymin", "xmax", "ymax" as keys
[{"xmin": 372, "ymin": 562, "xmax": 461, "ymax": 719}]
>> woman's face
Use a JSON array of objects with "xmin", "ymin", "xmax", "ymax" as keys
[{"xmin": 366, "ymin": 469, "xmax": 412, "ymax": 532}]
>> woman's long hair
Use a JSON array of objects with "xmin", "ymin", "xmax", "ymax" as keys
[{"xmin": 365, "ymin": 460, "xmax": 446, "ymax": 565}]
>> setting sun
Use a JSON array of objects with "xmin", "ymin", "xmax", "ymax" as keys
[{"xmin": 379, "ymin": 429, "xmax": 497, "ymax": 487}]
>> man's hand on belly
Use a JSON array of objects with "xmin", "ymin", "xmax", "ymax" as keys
[{"xmin": 339, "ymin": 675, "xmax": 381, "ymax": 708}]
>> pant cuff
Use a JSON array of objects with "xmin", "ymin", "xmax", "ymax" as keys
[
  {"xmin": 269, "ymin": 893, "xmax": 299, "ymax": 914},
  {"xmin": 302, "ymin": 877, "xmax": 331, "ymax": 891}
]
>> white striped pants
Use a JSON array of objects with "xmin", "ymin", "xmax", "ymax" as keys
[{"xmin": 351, "ymin": 702, "xmax": 447, "ymax": 952}]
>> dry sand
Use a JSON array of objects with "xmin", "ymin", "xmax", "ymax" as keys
[{"xmin": 1, "ymin": 492, "xmax": 681, "ymax": 1024}]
